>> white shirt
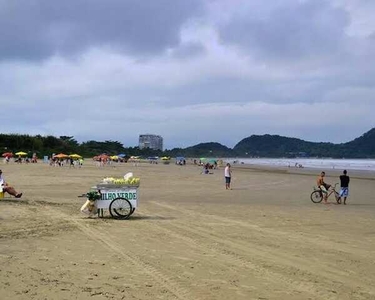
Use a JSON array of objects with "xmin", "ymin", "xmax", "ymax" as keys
[{"xmin": 224, "ymin": 166, "xmax": 231, "ymax": 177}]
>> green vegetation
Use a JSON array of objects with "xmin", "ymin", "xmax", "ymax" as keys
[
  {"xmin": 0, "ymin": 134, "xmax": 160, "ymax": 158},
  {"xmin": 233, "ymin": 128, "xmax": 375, "ymax": 158},
  {"xmin": 1, "ymin": 128, "xmax": 375, "ymax": 158}
]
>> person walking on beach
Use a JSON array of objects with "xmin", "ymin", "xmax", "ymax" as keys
[
  {"xmin": 339, "ymin": 170, "xmax": 350, "ymax": 205},
  {"xmin": 224, "ymin": 163, "xmax": 232, "ymax": 190}
]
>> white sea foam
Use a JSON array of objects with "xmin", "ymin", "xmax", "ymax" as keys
[{"xmin": 224, "ymin": 158, "xmax": 375, "ymax": 172}]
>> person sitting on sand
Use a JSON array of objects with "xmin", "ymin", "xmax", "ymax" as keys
[
  {"xmin": 0, "ymin": 170, "xmax": 23, "ymax": 198},
  {"xmin": 317, "ymin": 171, "xmax": 331, "ymax": 203}
]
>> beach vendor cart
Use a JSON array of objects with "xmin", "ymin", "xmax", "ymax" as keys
[{"xmin": 80, "ymin": 173, "xmax": 140, "ymax": 219}]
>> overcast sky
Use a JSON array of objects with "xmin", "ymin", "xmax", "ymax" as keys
[{"xmin": 1, "ymin": 0, "xmax": 374, "ymax": 149}]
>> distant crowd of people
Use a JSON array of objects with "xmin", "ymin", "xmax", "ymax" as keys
[
  {"xmin": 3, "ymin": 154, "xmax": 38, "ymax": 164},
  {"xmin": 0, "ymin": 152, "xmax": 353, "ymax": 207},
  {"xmin": 50, "ymin": 157, "xmax": 83, "ymax": 168}
]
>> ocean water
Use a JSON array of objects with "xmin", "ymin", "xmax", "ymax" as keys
[{"xmin": 223, "ymin": 158, "xmax": 375, "ymax": 172}]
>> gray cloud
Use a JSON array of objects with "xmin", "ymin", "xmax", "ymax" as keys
[
  {"xmin": 0, "ymin": 0, "xmax": 203, "ymax": 60},
  {"xmin": 218, "ymin": 0, "xmax": 349, "ymax": 60},
  {"xmin": 1, "ymin": 0, "xmax": 375, "ymax": 149}
]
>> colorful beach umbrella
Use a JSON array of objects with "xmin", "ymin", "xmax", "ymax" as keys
[
  {"xmin": 54, "ymin": 153, "xmax": 69, "ymax": 159},
  {"xmin": 95, "ymin": 154, "xmax": 109, "ymax": 160},
  {"xmin": 69, "ymin": 154, "xmax": 82, "ymax": 159},
  {"xmin": 15, "ymin": 151, "xmax": 27, "ymax": 156},
  {"xmin": 2, "ymin": 152, "xmax": 13, "ymax": 157}
]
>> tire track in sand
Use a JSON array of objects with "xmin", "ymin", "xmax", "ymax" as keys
[
  {"xmin": 150, "ymin": 201, "xmax": 374, "ymax": 259},
  {"xmin": 134, "ymin": 211, "xmax": 328, "ymax": 299},
  {"xmin": 37, "ymin": 204, "xmax": 192, "ymax": 300},
  {"xmin": 145, "ymin": 203, "xmax": 375, "ymax": 299}
]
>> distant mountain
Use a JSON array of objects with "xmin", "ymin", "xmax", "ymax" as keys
[
  {"xmin": 233, "ymin": 128, "xmax": 375, "ymax": 158},
  {"xmin": 181, "ymin": 142, "xmax": 232, "ymax": 157},
  {"xmin": 234, "ymin": 134, "xmax": 309, "ymax": 156},
  {"xmin": 342, "ymin": 128, "xmax": 375, "ymax": 158},
  {"xmin": 1, "ymin": 128, "xmax": 374, "ymax": 158}
]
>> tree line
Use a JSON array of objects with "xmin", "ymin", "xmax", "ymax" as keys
[{"xmin": 1, "ymin": 128, "xmax": 374, "ymax": 158}]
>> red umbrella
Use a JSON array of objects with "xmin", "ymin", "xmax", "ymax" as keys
[
  {"xmin": 98, "ymin": 154, "xmax": 109, "ymax": 160},
  {"xmin": 2, "ymin": 152, "xmax": 13, "ymax": 158}
]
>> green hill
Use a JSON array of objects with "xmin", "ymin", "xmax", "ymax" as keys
[
  {"xmin": 342, "ymin": 128, "xmax": 375, "ymax": 158},
  {"xmin": 178, "ymin": 142, "xmax": 232, "ymax": 157},
  {"xmin": 233, "ymin": 128, "xmax": 375, "ymax": 158},
  {"xmin": 1, "ymin": 128, "xmax": 374, "ymax": 158}
]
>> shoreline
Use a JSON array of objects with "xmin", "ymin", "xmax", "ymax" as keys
[
  {"xmin": 228, "ymin": 162, "xmax": 375, "ymax": 180},
  {"xmin": 220, "ymin": 157, "xmax": 375, "ymax": 173}
]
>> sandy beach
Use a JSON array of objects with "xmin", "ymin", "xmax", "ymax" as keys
[{"xmin": 1, "ymin": 161, "xmax": 375, "ymax": 300}]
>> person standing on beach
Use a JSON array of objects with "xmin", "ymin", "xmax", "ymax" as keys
[
  {"xmin": 224, "ymin": 163, "xmax": 232, "ymax": 190},
  {"xmin": 339, "ymin": 170, "xmax": 350, "ymax": 205}
]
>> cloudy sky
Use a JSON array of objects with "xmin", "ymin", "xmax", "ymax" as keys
[{"xmin": 1, "ymin": 0, "xmax": 374, "ymax": 149}]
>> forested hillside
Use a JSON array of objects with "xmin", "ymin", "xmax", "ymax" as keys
[
  {"xmin": 1, "ymin": 128, "xmax": 374, "ymax": 158},
  {"xmin": 233, "ymin": 128, "xmax": 375, "ymax": 158}
]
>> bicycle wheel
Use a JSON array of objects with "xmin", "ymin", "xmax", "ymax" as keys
[
  {"xmin": 310, "ymin": 190, "xmax": 323, "ymax": 203},
  {"xmin": 109, "ymin": 197, "xmax": 132, "ymax": 219}
]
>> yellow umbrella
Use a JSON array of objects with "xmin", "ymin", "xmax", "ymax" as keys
[
  {"xmin": 110, "ymin": 155, "xmax": 119, "ymax": 160},
  {"xmin": 69, "ymin": 154, "xmax": 82, "ymax": 159},
  {"xmin": 15, "ymin": 151, "xmax": 28, "ymax": 156},
  {"xmin": 161, "ymin": 156, "xmax": 170, "ymax": 160}
]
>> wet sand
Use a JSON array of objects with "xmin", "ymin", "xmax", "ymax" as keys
[{"xmin": 1, "ymin": 162, "xmax": 375, "ymax": 300}]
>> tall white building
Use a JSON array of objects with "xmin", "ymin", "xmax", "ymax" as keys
[{"xmin": 139, "ymin": 134, "xmax": 163, "ymax": 151}]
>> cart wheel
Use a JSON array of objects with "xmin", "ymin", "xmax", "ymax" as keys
[
  {"xmin": 130, "ymin": 208, "xmax": 136, "ymax": 215},
  {"xmin": 109, "ymin": 197, "xmax": 132, "ymax": 219}
]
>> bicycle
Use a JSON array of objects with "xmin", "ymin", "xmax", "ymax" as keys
[{"xmin": 310, "ymin": 183, "xmax": 341, "ymax": 204}]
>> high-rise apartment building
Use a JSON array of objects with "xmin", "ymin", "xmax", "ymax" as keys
[{"xmin": 139, "ymin": 134, "xmax": 163, "ymax": 151}]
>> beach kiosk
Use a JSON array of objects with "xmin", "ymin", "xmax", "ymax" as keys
[{"xmin": 81, "ymin": 174, "xmax": 140, "ymax": 219}]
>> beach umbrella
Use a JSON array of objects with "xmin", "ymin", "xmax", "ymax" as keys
[
  {"xmin": 97, "ymin": 154, "xmax": 109, "ymax": 160},
  {"xmin": 2, "ymin": 152, "xmax": 13, "ymax": 158},
  {"xmin": 161, "ymin": 156, "xmax": 170, "ymax": 160},
  {"xmin": 117, "ymin": 153, "xmax": 126, "ymax": 158},
  {"xmin": 110, "ymin": 155, "xmax": 119, "ymax": 160},
  {"xmin": 69, "ymin": 154, "xmax": 82, "ymax": 159},
  {"xmin": 54, "ymin": 153, "xmax": 69, "ymax": 159},
  {"xmin": 15, "ymin": 151, "xmax": 28, "ymax": 156}
]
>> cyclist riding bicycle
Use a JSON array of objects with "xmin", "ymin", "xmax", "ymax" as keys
[{"xmin": 317, "ymin": 171, "xmax": 331, "ymax": 203}]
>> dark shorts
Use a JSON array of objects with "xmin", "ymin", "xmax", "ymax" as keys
[{"xmin": 225, "ymin": 176, "xmax": 231, "ymax": 184}]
